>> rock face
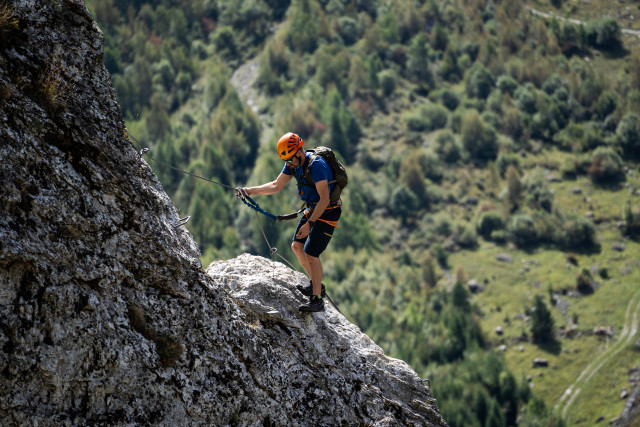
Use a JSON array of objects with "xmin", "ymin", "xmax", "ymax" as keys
[{"xmin": 0, "ymin": 1, "xmax": 446, "ymax": 425}]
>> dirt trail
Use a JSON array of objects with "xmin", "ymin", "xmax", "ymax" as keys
[
  {"xmin": 555, "ymin": 289, "xmax": 640, "ymax": 419},
  {"xmin": 230, "ymin": 57, "xmax": 275, "ymax": 146},
  {"xmin": 528, "ymin": 7, "xmax": 640, "ymax": 36}
]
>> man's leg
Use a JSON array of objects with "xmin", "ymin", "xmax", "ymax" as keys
[
  {"xmin": 306, "ymin": 254, "xmax": 323, "ymax": 295},
  {"xmin": 291, "ymin": 241, "xmax": 312, "ymax": 277},
  {"xmin": 298, "ymin": 253, "xmax": 325, "ymax": 313}
]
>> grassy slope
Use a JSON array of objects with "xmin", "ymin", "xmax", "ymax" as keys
[
  {"xmin": 445, "ymin": 152, "xmax": 640, "ymax": 426},
  {"xmin": 437, "ymin": 3, "xmax": 640, "ymax": 423},
  {"xmin": 339, "ymin": 28, "xmax": 640, "ymax": 422}
]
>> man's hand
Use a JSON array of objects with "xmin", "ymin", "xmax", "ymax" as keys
[
  {"xmin": 235, "ymin": 187, "xmax": 249, "ymax": 200},
  {"xmin": 296, "ymin": 222, "xmax": 311, "ymax": 239}
]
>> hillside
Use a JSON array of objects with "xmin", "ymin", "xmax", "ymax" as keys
[
  {"xmin": 82, "ymin": 0, "xmax": 640, "ymax": 425},
  {"xmin": 0, "ymin": 1, "xmax": 446, "ymax": 425}
]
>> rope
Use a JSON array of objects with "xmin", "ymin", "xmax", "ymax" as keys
[
  {"xmin": 130, "ymin": 135, "xmax": 285, "ymax": 222},
  {"xmin": 136, "ymin": 147, "xmax": 235, "ymax": 190},
  {"xmin": 254, "ymin": 211, "xmax": 298, "ymax": 269},
  {"xmin": 241, "ymin": 196, "xmax": 278, "ymax": 222}
]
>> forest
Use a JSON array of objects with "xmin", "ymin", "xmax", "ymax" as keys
[{"xmin": 85, "ymin": 0, "xmax": 640, "ymax": 425}]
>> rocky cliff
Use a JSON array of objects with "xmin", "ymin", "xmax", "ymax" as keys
[{"xmin": 0, "ymin": 1, "xmax": 446, "ymax": 425}]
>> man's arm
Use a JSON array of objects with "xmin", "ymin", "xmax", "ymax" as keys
[
  {"xmin": 295, "ymin": 179, "xmax": 330, "ymax": 239},
  {"xmin": 244, "ymin": 172, "xmax": 292, "ymax": 196}
]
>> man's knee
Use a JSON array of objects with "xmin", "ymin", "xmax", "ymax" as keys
[{"xmin": 291, "ymin": 241, "xmax": 303, "ymax": 254}]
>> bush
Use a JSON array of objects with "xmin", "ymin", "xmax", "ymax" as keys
[
  {"xmin": 522, "ymin": 168, "xmax": 554, "ymax": 212},
  {"xmin": 553, "ymin": 122, "xmax": 584, "ymax": 151},
  {"xmin": 560, "ymin": 154, "xmax": 591, "ymax": 179},
  {"xmin": 453, "ymin": 223, "xmax": 478, "ymax": 249},
  {"xmin": 622, "ymin": 202, "xmax": 640, "ymax": 238},
  {"xmin": 514, "ymin": 83, "xmax": 537, "ymax": 114},
  {"xmin": 440, "ymin": 48, "xmax": 461, "ymax": 82},
  {"xmin": 588, "ymin": 146, "xmax": 624, "ymax": 184},
  {"xmin": 417, "ymin": 150, "xmax": 444, "ymax": 183},
  {"xmin": 466, "ymin": 63, "xmax": 494, "ymax": 99},
  {"xmin": 285, "ymin": 0, "xmax": 327, "ymax": 54},
  {"xmin": 432, "ymin": 244, "xmax": 448, "ymax": 267},
  {"xmin": 477, "ymin": 211, "xmax": 506, "ymax": 239},
  {"xmin": 576, "ymin": 269, "xmax": 595, "ymax": 294},
  {"xmin": 561, "ymin": 215, "xmax": 597, "ymax": 249},
  {"xmin": 496, "ymin": 74, "xmax": 518, "ymax": 94},
  {"xmin": 440, "ymin": 88, "xmax": 460, "ymax": 110},
  {"xmin": 530, "ymin": 111, "xmax": 558, "ymax": 142},
  {"xmin": 461, "ymin": 111, "xmax": 498, "ymax": 163},
  {"xmin": 496, "ymin": 152, "xmax": 521, "ymax": 177},
  {"xmin": 616, "ymin": 113, "xmax": 640, "ymax": 159},
  {"xmin": 211, "ymin": 25, "xmax": 237, "ymax": 59},
  {"xmin": 405, "ymin": 103, "xmax": 449, "ymax": 132},
  {"xmin": 511, "ymin": 214, "xmax": 538, "ymax": 248},
  {"xmin": 379, "ymin": 69, "xmax": 397, "ymax": 96},
  {"xmin": 541, "ymin": 73, "xmax": 565, "ymax": 95},
  {"xmin": 435, "ymin": 130, "xmax": 462, "ymax": 163},
  {"xmin": 594, "ymin": 90, "xmax": 620, "ymax": 120},
  {"xmin": 531, "ymin": 210, "xmax": 563, "ymax": 244},
  {"xmin": 337, "ymin": 16, "xmax": 359, "ymax": 45},
  {"xmin": 585, "ymin": 18, "xmax": 622, "ymax": 51},
  {"xmin": 391, "ymin": 185, "xmax": 419, "ymax": 224},
  {"xmin": 501, "ymin": 106, "xmax": 525, "ymax": 141}
]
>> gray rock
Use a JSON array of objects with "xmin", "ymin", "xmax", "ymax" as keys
[
  {"xmin": 532, "ymin": 358, "xmax": 549, "ymax": 368},
  {"xmin": 613, "ymin": 243, "xmax": 627, "ymax": 252},
  {"xmin": 495, "ymin": 253, "xmax": 514, "ymax": 263},
  {"xmin": 0, "ymin": 2, "xmax": 446, "ymax": 426},
  {"xmin": 594, "ymin": 326, "xmax": 614, "ymax": 338}
]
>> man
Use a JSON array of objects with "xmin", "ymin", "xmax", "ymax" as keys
[{"xmin": 235, "ymin": 132, "xmax": 341, "ymax": 312}]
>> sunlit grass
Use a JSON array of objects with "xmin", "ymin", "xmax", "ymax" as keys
[{"xmin": 448, "ymin": 169, "xmax": 640, "ymax": 425}]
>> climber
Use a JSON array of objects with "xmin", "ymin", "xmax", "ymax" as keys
[{"xmin": 235, "ymin": 132, "xmax": 341, "ymax": 313}]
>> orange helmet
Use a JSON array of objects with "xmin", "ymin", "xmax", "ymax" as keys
[{"xmin": 277, "ymin": 132, "xmax": 303, "ymax": 160}]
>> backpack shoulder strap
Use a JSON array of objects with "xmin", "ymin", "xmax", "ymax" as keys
[{"xmin": 303, "ymin": 153, "xmax": 317, "ymax": 186}]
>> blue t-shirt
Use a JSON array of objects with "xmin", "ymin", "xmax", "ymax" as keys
[{"xmin": 282, "ymin": 152, "xmax": 335, "ymax": 204}]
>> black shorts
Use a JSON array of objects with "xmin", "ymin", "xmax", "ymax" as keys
[{"xmin": 293, "ymin": 206, "xmax": 341, "ymax": 258}]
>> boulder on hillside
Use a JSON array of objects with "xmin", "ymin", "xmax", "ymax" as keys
[
  {"xmin": 532, "ymin": 358, "xmax": 549, "ymax": 368},
  {"xmin": 495, "ymin": 253, "xmax": 514, "ymax": 263},
  {"xmin": 594, "ymin": 326, "xmax": 614, "ymax": 338}
]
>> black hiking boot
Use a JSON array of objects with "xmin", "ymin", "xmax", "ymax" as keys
[
  {"xmin": 299, "ymin": 295, "xmax": 324, "ymax": 313},
  {"xmin": 297, "ymin": 282, "xmax": 326, "ymax": 297}
]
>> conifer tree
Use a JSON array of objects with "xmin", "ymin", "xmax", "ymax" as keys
[{"xmin": 531, "ymin": 295, "xmax": 555, "ymax": 344}]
